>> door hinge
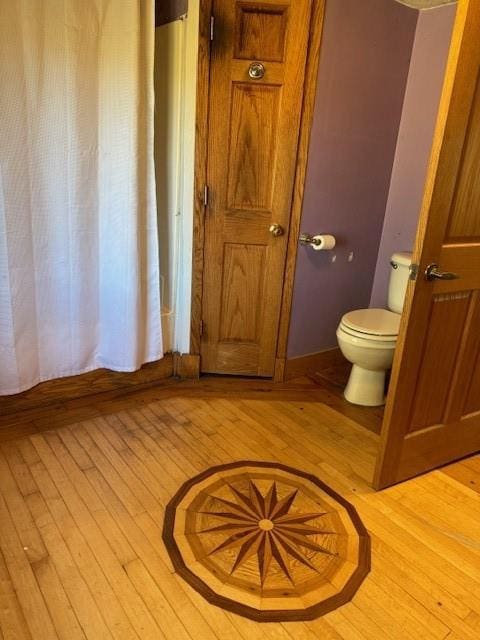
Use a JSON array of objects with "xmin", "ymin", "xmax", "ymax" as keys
[
  {"xmin": 199, "ymin": 320, "xmax": 205, "ymax": 337},
  {"xmin": 203, "ymin": 184, "xmax": 209, "ymax": 207},
  {"xmin": 409, "ymin": 263, "xmax": 419, "ymax": 281},
  {"xmin": 210, "ymin": 15, "xmax": 215, "ymax": 41}
]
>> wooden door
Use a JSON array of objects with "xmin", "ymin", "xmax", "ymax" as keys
[
  {"xmin": 375, "ymin": 0, "xmax": 480, "ymax": 489},
  {"xmin": 200, "ymin": 0, "xmax": 311, "ymax": 376}
]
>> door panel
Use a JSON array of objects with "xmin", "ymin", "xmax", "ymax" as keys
[
  {"xmin": 219, "ymin": 244, "xmax": 266, "ymax": 343},
  {"xmin": 465, "ymin": 347, "xmax": 480, "ymax": 414},
  {"xmin": 374, "ymin": 0, "xmax": 480, "ymax": 488},
  {"xmin": 234, "ymin": 3, "xmax": 289, "ymax": 62},
  {"xmin": 227, "ymin": 83, "xmax": 280, "ymax": 210},
  {"xmin": 408, "ymin": 291, "xmax": 471, "ymax": 432},
  {"xmin": 446, "ymin": 71, "xmax": 480, "ymax": 239},
  {"xmin": 201, "ymin": 0, "xmax": 311, "ymax": 375}
]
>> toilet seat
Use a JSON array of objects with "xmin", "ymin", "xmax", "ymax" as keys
[
  {"xmin": 337, "ymin": 325, "xmax": 397, "ymax": 349},
  {"xmin": 340, "ymin": 309, "xmax": 400, "ymax": 341}
]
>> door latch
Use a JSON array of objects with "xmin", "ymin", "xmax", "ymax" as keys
[{"xmin": 424, "ymin": 263, "xmax": 460, "ymax": 281}]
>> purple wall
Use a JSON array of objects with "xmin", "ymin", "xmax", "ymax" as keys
[
  {"xmin": 287, "ymin": 0, "xmax": 418, "ymax": 357},
  {"xmin": 370, "ymin": 3, "xmax": 456, "ymax": 307}
]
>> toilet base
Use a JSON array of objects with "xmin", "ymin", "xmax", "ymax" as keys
[{"xmin": 344, "ymin": 365, "xmax": 386, "ymax": 407}]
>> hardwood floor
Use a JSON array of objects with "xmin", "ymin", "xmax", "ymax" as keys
[
  {"xmin": 0, "ymin": 377, "xmax": 479, "ymax": 639},
  {"xmin": 308, "ymin": 361, "xmax": 384, "ymax": 435}
]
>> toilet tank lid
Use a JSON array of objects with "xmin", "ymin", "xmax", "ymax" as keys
[{"xmin": 391, "ymin": 251, "xmax": 413, "ymax": 267}]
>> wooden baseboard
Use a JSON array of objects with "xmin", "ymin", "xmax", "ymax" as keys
[
  {"xmin": 173, "ymin": 353, "xmax": 200, "ymax": 379},
  {"xmin": 283, "ymin": 348, "xmax": 344, "ymax": 381},
  {"xmin": 0, "ymin": 355, "xmax": 174, "ymax": 416}
]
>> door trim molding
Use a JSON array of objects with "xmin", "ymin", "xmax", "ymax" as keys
[
  {"xmin": 173, "ymin": 353, "xmax": 201, "ymax": 379},
  {"xmin": 190, "ymin": 0, "xmax": 326, "ymax": 373},
  {"xmin": 190, "ymin": 0, "xmax": 213, "ymax": 356},
  {"xmin": 274, "ymin": 0, "xmax": 326, "ymax": 381}
]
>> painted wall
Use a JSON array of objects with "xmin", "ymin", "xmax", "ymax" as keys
[
  {"xmin": 370, "ymin": 3, "xmax": 456, "ymax": 307},
  {"xmin": 287, "ymin": 0, "xmax": 418, "ymax": 357}
]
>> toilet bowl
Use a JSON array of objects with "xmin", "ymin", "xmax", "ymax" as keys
[
  {"xmin": 336, "ymin": 252, "xmax": 412, "ymax": 406},
  {"xmin": 336, "ymin": 309, "xmax": 399, "ymax": 406}
]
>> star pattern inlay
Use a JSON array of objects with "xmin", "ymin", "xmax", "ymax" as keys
[{"xmin": 201, "ymin": 480, "xmax": 337, "ymax": 586}]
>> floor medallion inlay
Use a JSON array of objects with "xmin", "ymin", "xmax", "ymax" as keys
[{"xmin": 163, "ymin": 461, "xmax": 370, "ymax": 621}]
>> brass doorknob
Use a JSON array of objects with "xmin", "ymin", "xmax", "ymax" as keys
[
  {"xmin": 249, "ymin": 62, "xmax": 265, "ymax": 79},
  {"xmin": 269, "ymin": 223, "xmax": 285, "ymax": 237}
]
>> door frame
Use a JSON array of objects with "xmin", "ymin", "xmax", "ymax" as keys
[{"xmin": 189, "ymin": 0, "xmax": 326, "ymax": 377}]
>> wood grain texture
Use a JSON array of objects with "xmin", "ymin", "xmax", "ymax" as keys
[
  {"xmin": 190, "ymin": 0, "xmax": 213, "ymax": 356},
  {"xmin": 443, "ymin": 456, "xmax": 480, "ymax": 493},
  {"xmin": 282, "ymin": 353, "xmax": 384, "ymax": 434},
  {"xmin": 173, "ymin": 354, "xmax": 201, "ymax": 379},
  {"xmin": 273, "ymin": 357, "xmax": 286, "ymax": 383},
  {"xmin": 446, "ymin": 70, "xmax": 480, "ymax": 240},
  {"xmin": 219, "ymin": 244, "xmax": 266, "ymax": 343},
  {"xmin": 200, "ymin": 0, "xmax": 312, "ymax": 376},
  {"xmin": 234, "ymin": 3, "xmax": 288, "ymax": 62},
  {"xmin": 226, "ymin": 83, "xmax": 280, "ymax": 210},
  {"xmin": 275, "ymin": 1, "xmax": 326, "ymax": 370},
  {"xmin": 374, "ymin": 0, "xmax": 480, "ymax": 489},
  {"xmin": 283, "ymin": 348, "xmax": 345, "ymax": 381},
  {"xmin": 464, "ymin": 339, "xmax": 480, "ymax": 414},
  {"xmin": 163, "ymin": 461, "xmax": 370, "ymax": 622},
  {"xmin": 309, "ymin": 378, "xmax": 384, "ymax": 438},
  {"xmin": 0, "ymin": 377, "xmax": 479, "ymax": 639},
  {"xmin": 190, "ymin": 1, "xmax": 326, "ymax": 372},
  {"xmin": 408, "ymin": 292, "xmax": 471, "ymax": 432}
]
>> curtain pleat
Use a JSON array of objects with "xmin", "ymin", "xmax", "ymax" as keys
[{"xmin": 0, "ymin": 0, "xmax": 162, "ymax": 395}]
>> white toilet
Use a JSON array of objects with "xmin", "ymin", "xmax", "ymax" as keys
[{"xmin": 336, "ymin": 252, "xmax": 412, "ymax": 406}]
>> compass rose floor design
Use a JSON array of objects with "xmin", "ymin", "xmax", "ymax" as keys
[{"xmin": 163, "ymin": 461, "xmax": 370, "ymax": 622}]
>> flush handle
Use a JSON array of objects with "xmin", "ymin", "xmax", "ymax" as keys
[{"xmin": 424, "ymin": 263, "xmax": 460, "ymax": 281}]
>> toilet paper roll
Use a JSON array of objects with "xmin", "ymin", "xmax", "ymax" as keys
[{"xmin": 312, "ymin": 234, "xmax": 336, "ymax": 251}]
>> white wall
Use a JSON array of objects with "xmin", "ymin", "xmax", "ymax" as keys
[{"xmin": 154, "ymin": 1, "xmax": 199, "ymax": 353}]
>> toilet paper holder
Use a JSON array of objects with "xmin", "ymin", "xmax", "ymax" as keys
[
  {"xmin": 299, "ymin": 232, "xmax": 336, "ymax": 251},
  {"xmin": 299, "ymin": 233, "xmax": 322, "ymax": 247}
]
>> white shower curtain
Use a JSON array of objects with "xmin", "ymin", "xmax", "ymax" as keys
[{"xmin": 0, "ymin": 0, "xmax": 162, "ymax": 395}]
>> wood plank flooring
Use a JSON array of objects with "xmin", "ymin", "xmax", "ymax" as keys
[
  {"xmin": 309, "ymin": 361, "xmax": 385, "ymax": 435},
  {"xmin": 0, "ymin": 378, "xmax": 479, "ymax": 639}
]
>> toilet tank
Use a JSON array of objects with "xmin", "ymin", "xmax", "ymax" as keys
[{"xmin": 387, "ymin": 252, "xmax": 413, "ymax": 314}]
